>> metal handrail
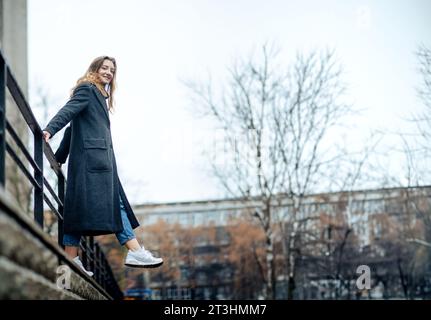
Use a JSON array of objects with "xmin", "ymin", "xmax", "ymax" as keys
[{"xmin": 0, "ymin": 49, "xmax": 123, "ymax": 299}]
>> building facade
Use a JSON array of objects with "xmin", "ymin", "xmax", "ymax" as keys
[{"xmin": 124, "ymin": 186, "xmax": 431, "ymax": 300}]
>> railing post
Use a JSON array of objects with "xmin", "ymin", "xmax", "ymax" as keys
[
  {"xmin": 0, "ymin": 54, "xmax": 6, "ymax": 186},
  {"xmin": 90, "ymin": 237, "xmax": 97, "ymax": 280},
  {"xmin": 58, "ymin": 173, "xmax": 65, "ymax": 247},
  {"xmin": 81, "ymin": 236, "xmax": 88, "ymax": 268},
  {"xmin": 34, "ymin": 131, "xmax": 44, "ymax": 227},
  {"xmin": 94, "ymin": 242, "xmax": 100, "ymax": 283}
]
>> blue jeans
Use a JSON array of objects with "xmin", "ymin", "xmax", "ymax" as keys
[{"xmin": 63, "ymin": 196, "xmax": 136, "ymax": 247}]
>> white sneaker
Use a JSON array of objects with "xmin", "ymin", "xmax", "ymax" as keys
[
  {"xmin": 125, "ymin": 248, "xmax": 163, "ymax": 268},
  {"xmin": 73, "ymin": 256, "xmax": 94, "ymax": 277}
]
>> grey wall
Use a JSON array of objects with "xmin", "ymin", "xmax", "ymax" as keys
[
  {"xmin": 0, "ymin": 0, "xmax": 32, "ymax": 215},
  {"xmin": 0, "ymin": 0, "xmax": 28, "ymax": 96}
]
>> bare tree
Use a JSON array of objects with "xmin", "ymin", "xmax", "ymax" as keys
[
  {"xmin": 404, "ymin": 45, "xmax": 431, "ymax": 184},
  {"xmin": 185, "ymin": 44, "xmax": 363, "ymax": 299},
  {"xmin": 366, "ymin": 46, "xmax": 431, "ymax": 299},
  {"xmin": 414, "ymin": 45, "xmax": 431, "ymax": 185},
  {"xmin": 416, "ymin": 45, "xmax": 431, "ymax": 111},
  {"xmin": 394, "ymin": 45, "xmax": 431, "ymax": 245},
  {"xmin": 226, "ymin": 215, "xmax": 266, "ymax": 299}
]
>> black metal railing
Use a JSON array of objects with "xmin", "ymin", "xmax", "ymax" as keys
[{"xmin": 0, "ymin": 49, "xmax": 123, "ymax": 299}]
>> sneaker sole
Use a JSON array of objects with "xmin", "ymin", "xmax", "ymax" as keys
[{"xmin": 125, "ymin": 261, "xmax": 163, "ymax": 269}]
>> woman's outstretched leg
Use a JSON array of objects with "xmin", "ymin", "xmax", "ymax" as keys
[
  {"xmin": 65, "ymin": 246, "xmax": 79, "ymax": 259},
  {"xmin": 117, "ymin": 197, "xmax": 163, "ymax": 268},
  {"xmin": 125, "ymin": 238, "xmax": 141, "ymax": 251},
  {"xmin": 63, "ymin": 234, "xmax": 94, "ymax": 276}
]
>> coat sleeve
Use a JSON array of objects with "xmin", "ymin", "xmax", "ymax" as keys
[
  {"xmin": 43, "ymin": 84, "xmax": 90, "ymax": 138},
  {"xmin": 54, "ymin": 126, "xmax": 71, "ymax": 164}
]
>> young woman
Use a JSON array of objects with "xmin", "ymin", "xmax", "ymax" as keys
[{"xmin": 43, "ymin": 56, "xmax": 162, "ymax": 275}]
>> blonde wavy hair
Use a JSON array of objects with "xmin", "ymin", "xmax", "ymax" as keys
[{"xmin": 71, "ymin": 56, "xmax": 117, "ymax": 112}]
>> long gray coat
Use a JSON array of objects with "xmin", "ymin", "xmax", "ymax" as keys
[{"xmin": 44, "ymin": 82, "xmax": 140, "ymax": 235}]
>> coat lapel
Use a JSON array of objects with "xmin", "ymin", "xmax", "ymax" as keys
[{"xmin": 91, "ymin": 85, "xmax": 111, "ymax": 124}]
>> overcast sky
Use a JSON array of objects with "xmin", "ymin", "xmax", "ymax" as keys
[{"xmin": 28, "ymin": 0, "xmax": 431, "ymax": 204}]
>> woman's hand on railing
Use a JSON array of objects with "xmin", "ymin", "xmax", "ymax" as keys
[{"xmin": 42, "ymin": 130, "xmax": 51, "ymax": 142}]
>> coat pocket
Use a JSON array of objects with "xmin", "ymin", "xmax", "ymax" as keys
[{"xmin": 84, "ymin": 138, "xmax": 111, "ymax": 172}]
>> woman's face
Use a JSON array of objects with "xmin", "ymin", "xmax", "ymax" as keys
[{"xmin": 97, "ymin": 59, "xmax": 115, "ymax": 85}]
